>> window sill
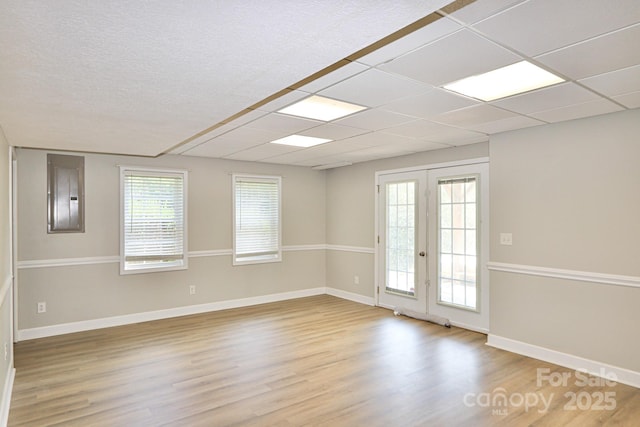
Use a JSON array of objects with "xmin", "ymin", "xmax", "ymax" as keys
[{"xmin": 120, "ymin": 261, "xmax": 188, "ymax": 275}]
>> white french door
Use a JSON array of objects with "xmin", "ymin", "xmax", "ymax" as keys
[
  {"xmin": 376, "ymin": 162, "xmax": 489, "ymax": 332},
  {"xmin": 427, "ymin": 163, "xmax": 489, "ymax": 332},
  {"xmin": 376, "ymin": 171, "xmax": 427, "ymax": 313}
]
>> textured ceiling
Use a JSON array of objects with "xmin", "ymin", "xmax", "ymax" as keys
[
  {"xmin": 1, "ymin": 0, "xmax": 639, "ymax": 168},
  {"xmin": 0, "ymin": 0, "xmax": 451, "ymax": 156}
]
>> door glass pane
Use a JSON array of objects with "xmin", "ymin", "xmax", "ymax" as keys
[
  {"xmin": 437, "ymin": 176, "xmax": 478, "ymax": 310},
  {"xmin": 386, "ymin": 181, "xmax": 416, "ymax": 297},
  {"xmin": 440, "ymin": 204, "xmax": 452, "ymax": 228}
]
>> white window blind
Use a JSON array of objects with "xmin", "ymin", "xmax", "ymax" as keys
[
  {"xmin": 233, "ymin": 174, "xmax": 281, "ymax": 265},
  {"xmin": 120, "ymin": 168, "xmax": 188, "ymax": 274}
]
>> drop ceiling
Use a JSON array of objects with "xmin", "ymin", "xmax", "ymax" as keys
[{"xmin": 0, "ymin": 0, "xmax": 639, "ymax": 168}]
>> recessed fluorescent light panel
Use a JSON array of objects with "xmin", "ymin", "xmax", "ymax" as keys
[
  {"xmin": 278, "ymin": 95, "xmax": 367, "ymax": 121},
  {"xmin": 443, "ymin": 61, "xmax": 565, "ymax": 101},
  {"xmin": 270, "ymin": 135, "xmax": 332, "ymax": 148}
]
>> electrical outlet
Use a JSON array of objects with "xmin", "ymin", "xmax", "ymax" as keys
[
  {"xmin": 37, "ymin": 301, "xmax": 47, "ymax": 314},
  {"xmin": 189, "ymin": 285, "xmax": 196, "ymax": 295},
  {"xmin": 354, "ymin": 275, "xmax": 360, "ymax": 285},
  {"xmin": 500, "ymin": 233, "xmax": 513, "ymax": 246}
]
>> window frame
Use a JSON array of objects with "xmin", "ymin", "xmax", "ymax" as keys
[
  {"xmin": 119, "ymin": 166, "xmax": 188, "ymax": 275},
  {"xmin": 232, "ymin": 173, "xmax": 282, "ymax": 266}
]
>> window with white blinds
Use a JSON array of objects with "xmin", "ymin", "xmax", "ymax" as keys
[
  {"xmin": 120, "ymin": 167, "xmax": 188, "ymax": 274},
  {"xmin": 233, "ymin": 174, "xmax": 281, "ymax": 265}
]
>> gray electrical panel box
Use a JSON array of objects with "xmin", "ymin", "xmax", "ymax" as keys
[{"xmin": 47, "ymin": 154, "xmax": 85, "ymax": 233}]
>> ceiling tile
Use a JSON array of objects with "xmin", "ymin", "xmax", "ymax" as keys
[
  {"xmin": 293, "ymin": 156, "xmax": 352, "ymax": 168},
  {"xmin": 169, "ymin": 124, "xmax": 235, "ymax": 154},
  {"xmin": 579, "ymin": 64, "xmax": 640, "ymax": 96},
  {"xmin": 298, "ymin": 62, "xmax": 369, "ymax": 93},
  {"xmin": 299, "ymin": 140, "xmax": 371, "ymax": 157},
  {"xmin": 383, "ymin": 120, "xmax": 487, "ymax": 144},
  {"xmin": 182, "ymin": 124, "xmax": 289, "ymax": 156},
  {"xmin": 339, "ymin": 146, "xmax": 417, "ymax": 162},
  {"xmin": 247, "ymin": 150, "xmax": 314, "ymax": 165},
  {"xmin": 256, "ymin": 90, "xmax": 311, "ymax": 112},
  {"xmin": 318, "ymin": 69, "xmax": 431, "ymax": 107},
  {"xmin": 474, "ymin": 0, "xmax": 640, "ymax": 56},
  {"xmin": 223, "ymin": 142, "xmax": 302, "ymax": 161},
  {"xmin": 171, "ymin": 111, "xmax": 275, "ymax": 154},
  {"xmin": 333, "ymin": 108, "xmax": 418, "ymax": 131},
  {"xmin": 466, "ymin": 115, "xmax": 546, "ymax": 134},
  {"xmin": 262, "ymin": 143, "xmax": 357, "ymax": 165},
  {"xmin": 357, "ymin": 17, "xmax": 461, "ymax": 66},
  {"xmin": 339, "ymin": 131, "xmax": 421, "ymax": 147},
  {"xmin": 379, "ymin": 29, "xmax": 521, "ymax": 86},
  {"xmin": 301, "ymin": 147, "xmax": 414, "ymax": 166},
  {"xmin": 182, "ymin": 138, "xmax": 256, "ymax": 158},
  {"xmin": 389, "ymin": 139, "xmax": 452, "ymax": 151},
  {"xmin": 443, "ymin": 134, "xmax": 489, "ymax": 146},
  {"xmin": 216, "ymin": 126, "xmax": 283, "ymax": 143},
  {"xmin": 536, "ymin": 24, "xmax": 640, "ymax": 80},
  {"xmin": 246, "ymin": 113, "xmax": 322, "ymax": 136},
  {"xmin": 491, "ymin": 83, "xmax": 600, "ymax": 115},
  {"xmin": 172, "ymin": 108, "xmax": 272, "ymax": 154},
  {"xmin": 293, "ymin": 148, "xmax": 396, "ymax": 167},
  {"xmin": 220, "ymin": 108, "xmax": 269, "ymax": 128},
  {"xmin": 350, "ymin": 144, "xmax": 418, "ymax": 157},
  {"xmin": 529, "ymin": 99, "xmax": 625, "ymax": 123},
  {"xmin": 444, "ymin": 0, "xmax": 527, "ymax": 25},
  {"xmin": 299, "ymin": 123, "xmax": 369, "ymax": 140},
  {"xmin": 431, "ymin": 104, "xmax": 518, "ymax": 127},
  {"xmin": 382, "ymin": 88, "xmax": 479, "ymax": 119},
  {"xmin": 612, "ymin": 91, "xmax": 640, "ymax": 109}
]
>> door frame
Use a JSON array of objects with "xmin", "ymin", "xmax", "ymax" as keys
[
  {"xmin": 10, "ymin": 147, "xmax": 17, "ymax": 341},
  {"xmin": 374, "ymin": 158, "xmax": 489, "ymax": 319}
]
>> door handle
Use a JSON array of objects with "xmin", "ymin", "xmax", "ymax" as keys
[{"xmin": 419, "ymin": 251, "xmax": 426, "ymax": 257}]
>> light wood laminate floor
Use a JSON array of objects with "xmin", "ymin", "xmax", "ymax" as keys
[{"xmin": 9, "ymin": 295, "xmax": 640, "ymax": 426}]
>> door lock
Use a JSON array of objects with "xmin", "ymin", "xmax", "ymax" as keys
[{"xmin": 419, "ymin": 251, "xmax": 426, "ymax": 257}]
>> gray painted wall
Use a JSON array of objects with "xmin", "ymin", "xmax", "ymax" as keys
[
  {"xmin": 16, "ymin": 150, "xmax": 326, "ymax": 329},
  {"xmin": 325, "ymin": 143, "xmax": 489, "ymax": 296},
  {"xmin": 490, "ymin": 109, "xmax": 640, "ymax": 372}
]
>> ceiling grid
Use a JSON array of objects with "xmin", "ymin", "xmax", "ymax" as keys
[{"xmin": 0, "ymin": 0, "xmax": 638, "ymax": 168}]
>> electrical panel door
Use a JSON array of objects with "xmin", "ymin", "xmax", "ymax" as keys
[{"xmin": 47, "ymin": 154, "xmax": 85, "ymax": 233}]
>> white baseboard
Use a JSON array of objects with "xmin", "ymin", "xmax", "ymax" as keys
[
  {"xmin": 325, "ymin": 287, "xmax": 375, "ymax": 306},
  {"xmin": 17, "ymin": 287, "xmax": 326, "ymax": 341},
  {"xmin": 487, "ymin": 334, "xmax": 640, "ymax": 389},
  {"xmin": 0, "ymin": 365, "xmax": 15, "ymax": 427}
]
